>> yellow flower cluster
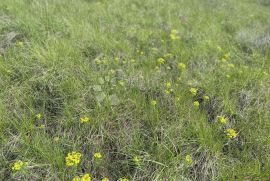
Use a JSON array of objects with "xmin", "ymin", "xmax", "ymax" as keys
[
  {"xmin": 157, "ymin": 58, "xmax": 165, "ymax": 65},
  {"xmin": 177, "ymin": 63, "xmax": 186, "ymax": 70},
  {"xmin": 164, "ymin": 82, "xmax": 173, "ymax": 95},
  {"xmin": 80, "ymin": 116, "xmax": 90, "ymax": 123},
  {"xmin": 203, "ymin": 95, "xmax": 210, "ymax": 101},
  {"xmin": 12, "ymin": 160, "xmax": 27, "ymax": 171},
  {"xmin": 217, "ymin": 116, "xmax": 228, "ymax": 124},
  {"xmin": 226, "ymin": 129, "xmax": 237, "ymax": 139},
  {"xmin": 93, "ymin": 152, "xmax": 102, "ymax": 159},
  {"xmin": 119, "ymin": 178, "xmax": 129, "ymax": 181},
  {"xmin": 36, "ymin": 113, "xmax": 42, "ymax": 120},
  {"xmin": 66, "ymin": 152, "xmax": 82, "ymax": 167},
  {"xmin": 193, "ymin": 101, "xmax": 200, "ymax": 108},
  {"xmin": 72, "ymin": 173, "xmax": 91, "ymax": 181},
  {"xmin": 185, "ymin": 155, "xmax": 193, "ymax": 165},
  {"xmin": 133, "ymin": 156, "xmax": 141, "ymax": 166},
  {"xmin": 189, "ymin": 88, "xmax": 197, "ymax": 96},
  {"xmin": 170, "ymin": 29, "xmax": 180, "ymax": 40},
  {"xmin": 151, "ymin": 100, "xmax": 157, "ymax": 106}
]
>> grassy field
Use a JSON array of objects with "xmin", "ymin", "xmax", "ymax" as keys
[{"xmin": 0, "ymin": 0, "xmax": 270, "ymax": 180}]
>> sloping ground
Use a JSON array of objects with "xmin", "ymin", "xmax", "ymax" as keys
[{"xmin": 0, "ymin": 0, "xmax": 270, "ymax": 180}]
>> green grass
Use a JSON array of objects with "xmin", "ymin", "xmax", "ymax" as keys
[{"xmin": 0, "ymin": 0, "xmax": 270, "ymax": 180}]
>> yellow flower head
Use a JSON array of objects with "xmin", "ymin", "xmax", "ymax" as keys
[
  {"xmin": 193, "ymin": 101, "xmax": 200, "ymax": 108},
  {"xmin": 36, "ymin": 113, "xmax": 42, "ymax": 120},
  {"xmin": 119, "ymin": 178, "xmax": 129, "ymax": 181},
  {"xmin": 189, "ymin": 88, "xmax": 197, "ymax": 96},
  {"xmin": 170, "ymin": 33, "xmax": 180, "ymax": 40},
  {"xmin": 157, "ymin": 58, "xmax": 165, "ymax": 65},
  {"xmin": 164, "ymin": 90, "xmax": 170, "ymax": 95},
  {"xmin": 151, "ymin": 100, "xmax": 157, "ymax": 106},
  {"xmin": 226, "ymin": 129, "xmax": 237, "ymax": 139},
  {"xmin": 80, "ymin": 116, "xmax": 90, "ymax": 123},
  {"xmin": 170, "ymin": 29, "xmax": 180, "ymax": 40},
  {"xmin": 81, "ymin": 173, "xmax": 91, "ymax": 181},
  {"xmin": 72, "ymin": 177, "xmax": 81, "ymax": 181},
  {"xmin": 177, "ymin": 63, "xmax": 186, "ymax": 70},
  {"xmin": 17, "ymin": 41, "xmax": 24, "ymax": 47},
  {"xmin": 203, "ymin": 96, "xmax": 210, "ymax": 101},
  {"xmin": 164, "ymin": 53, "xmax": 173, "ymax": 58},
  {"xmin": 12, "ymin": 160, "xmax": 24, "ymax": 171},
  {"xmin": 93, "ymin": 152, "xmax": 102, "ymax": 159},
  {"xmin": 165, "ymin": 82, "xmax": 171, "ymax": 89},
  {"xmin": 185, "ymin": 155, "xmax": 193, "ymax": 165},
  {"xmin": 217, "ymin": 116, "xmax": 228, "ymax": 124},
  {"xmin": 54, "ymin": 137, "xmax": 60, "ymax": 142},
  {"xmin": 133, "ymin": 156, "xmax": 141, "ymax": 166},
  {"xmin": 66, "ymin": 152, "xmax": 82, "ymax": 167},
  {"xmin": 102, "ymin": 178, "xmax": 109, "ymax": 181},
  {"xmin": 39, "ymin": 124, "xmax": 45, "ymax": 129}
]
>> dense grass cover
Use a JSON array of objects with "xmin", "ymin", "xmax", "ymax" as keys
[{"xmin": 0, "ymin": 0, "xmax": 270, "ymax": 180}]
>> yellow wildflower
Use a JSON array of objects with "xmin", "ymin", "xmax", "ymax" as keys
[
  {"xmin": 39, "ymin": 124, "xmax": 45, "ymax": 129},
  {"xmin": 170, "ymin": 34, "xmax": 180, "ymax": 40},
  {"xmin": 165, "ymin": 82, "xmax": 171, "ymax": 89},
  {"xmin": 119, "ymin": 178, "xmax": 129, "ymax": 181},
  {"xmin": 94, "ymin": 152, "xmax": 102, "ymax": 159},
  {"xmin": 189, "ymin": 88, "xmax": 197, "ymax": 96},
  {"xmin": 170, "ymin": 29, "xmax": 180, "ymax": 40},
  {"xmin": 164, "ymin": 90, "xmax": 170, "ymax": 95},
  {"xmin": 185, "ymin": 154, "xmax": 193, "ymax": 164},
  {"xmin": 17, "ymin": 41, "xmax": 24, "ymax": 47},
  {"xmin": 217, "ymin": 116, "xmax": 228, "ymax": 124},
  {"xmin": 81, "ymin": 173, "xmax": 91, "ymax": 181},
  {"xmin": 151, "ymin": 100, "xmax": 157, "ymax": 106},
  {"xmin": 203, "ymin": 96, "xmax": 210, "ymax": 101},
  {"xmin": 36, "ymin": 113, "xmax": 42, "ymax": 119},
  {"xmin": 12, "ymin": 160, "xmax": 24, "ymax": 171},
  {"xmin": 177, "ymin": 63, "xmax": 186, "ymax": 70},
  {"xmin": 54, "ymin": 137, "xmax": 60, "ymax": 142},
  {"xmin": 65, "ymin": 151, "xmax": 82, "ymax": 167},
  {"xmin": 72, "ymin": 177, "xmax": 81, "ymax": 181},
  {"xmin": 157, "ymin": 58, "xmax": 165, "ymax": 65},
  {"xmin": 133, "ymin": 156, "xmax": 141, "ymax": 166},
  {"xmin": 80, "ymin": 116, "xmax": 90, "ymax": 123},
  {"xmin": 193, "ymin": 101, "xmax": 200, "ymax": 108},
  {"xmin": 102, "ymin": 178, "xmax": 109, "ymax": 181},
  {"xmin": 226, "ymin": 129, "xmax": 237, "ymax": 139},
  {"xmin": 164, "ymin": 53, "xmax": 173, "ymax": 58}
]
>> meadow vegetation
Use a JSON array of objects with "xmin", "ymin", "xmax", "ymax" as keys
[{"xmin": 0, "ymin": 0, "xmax": 270, "ymax": 180}]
